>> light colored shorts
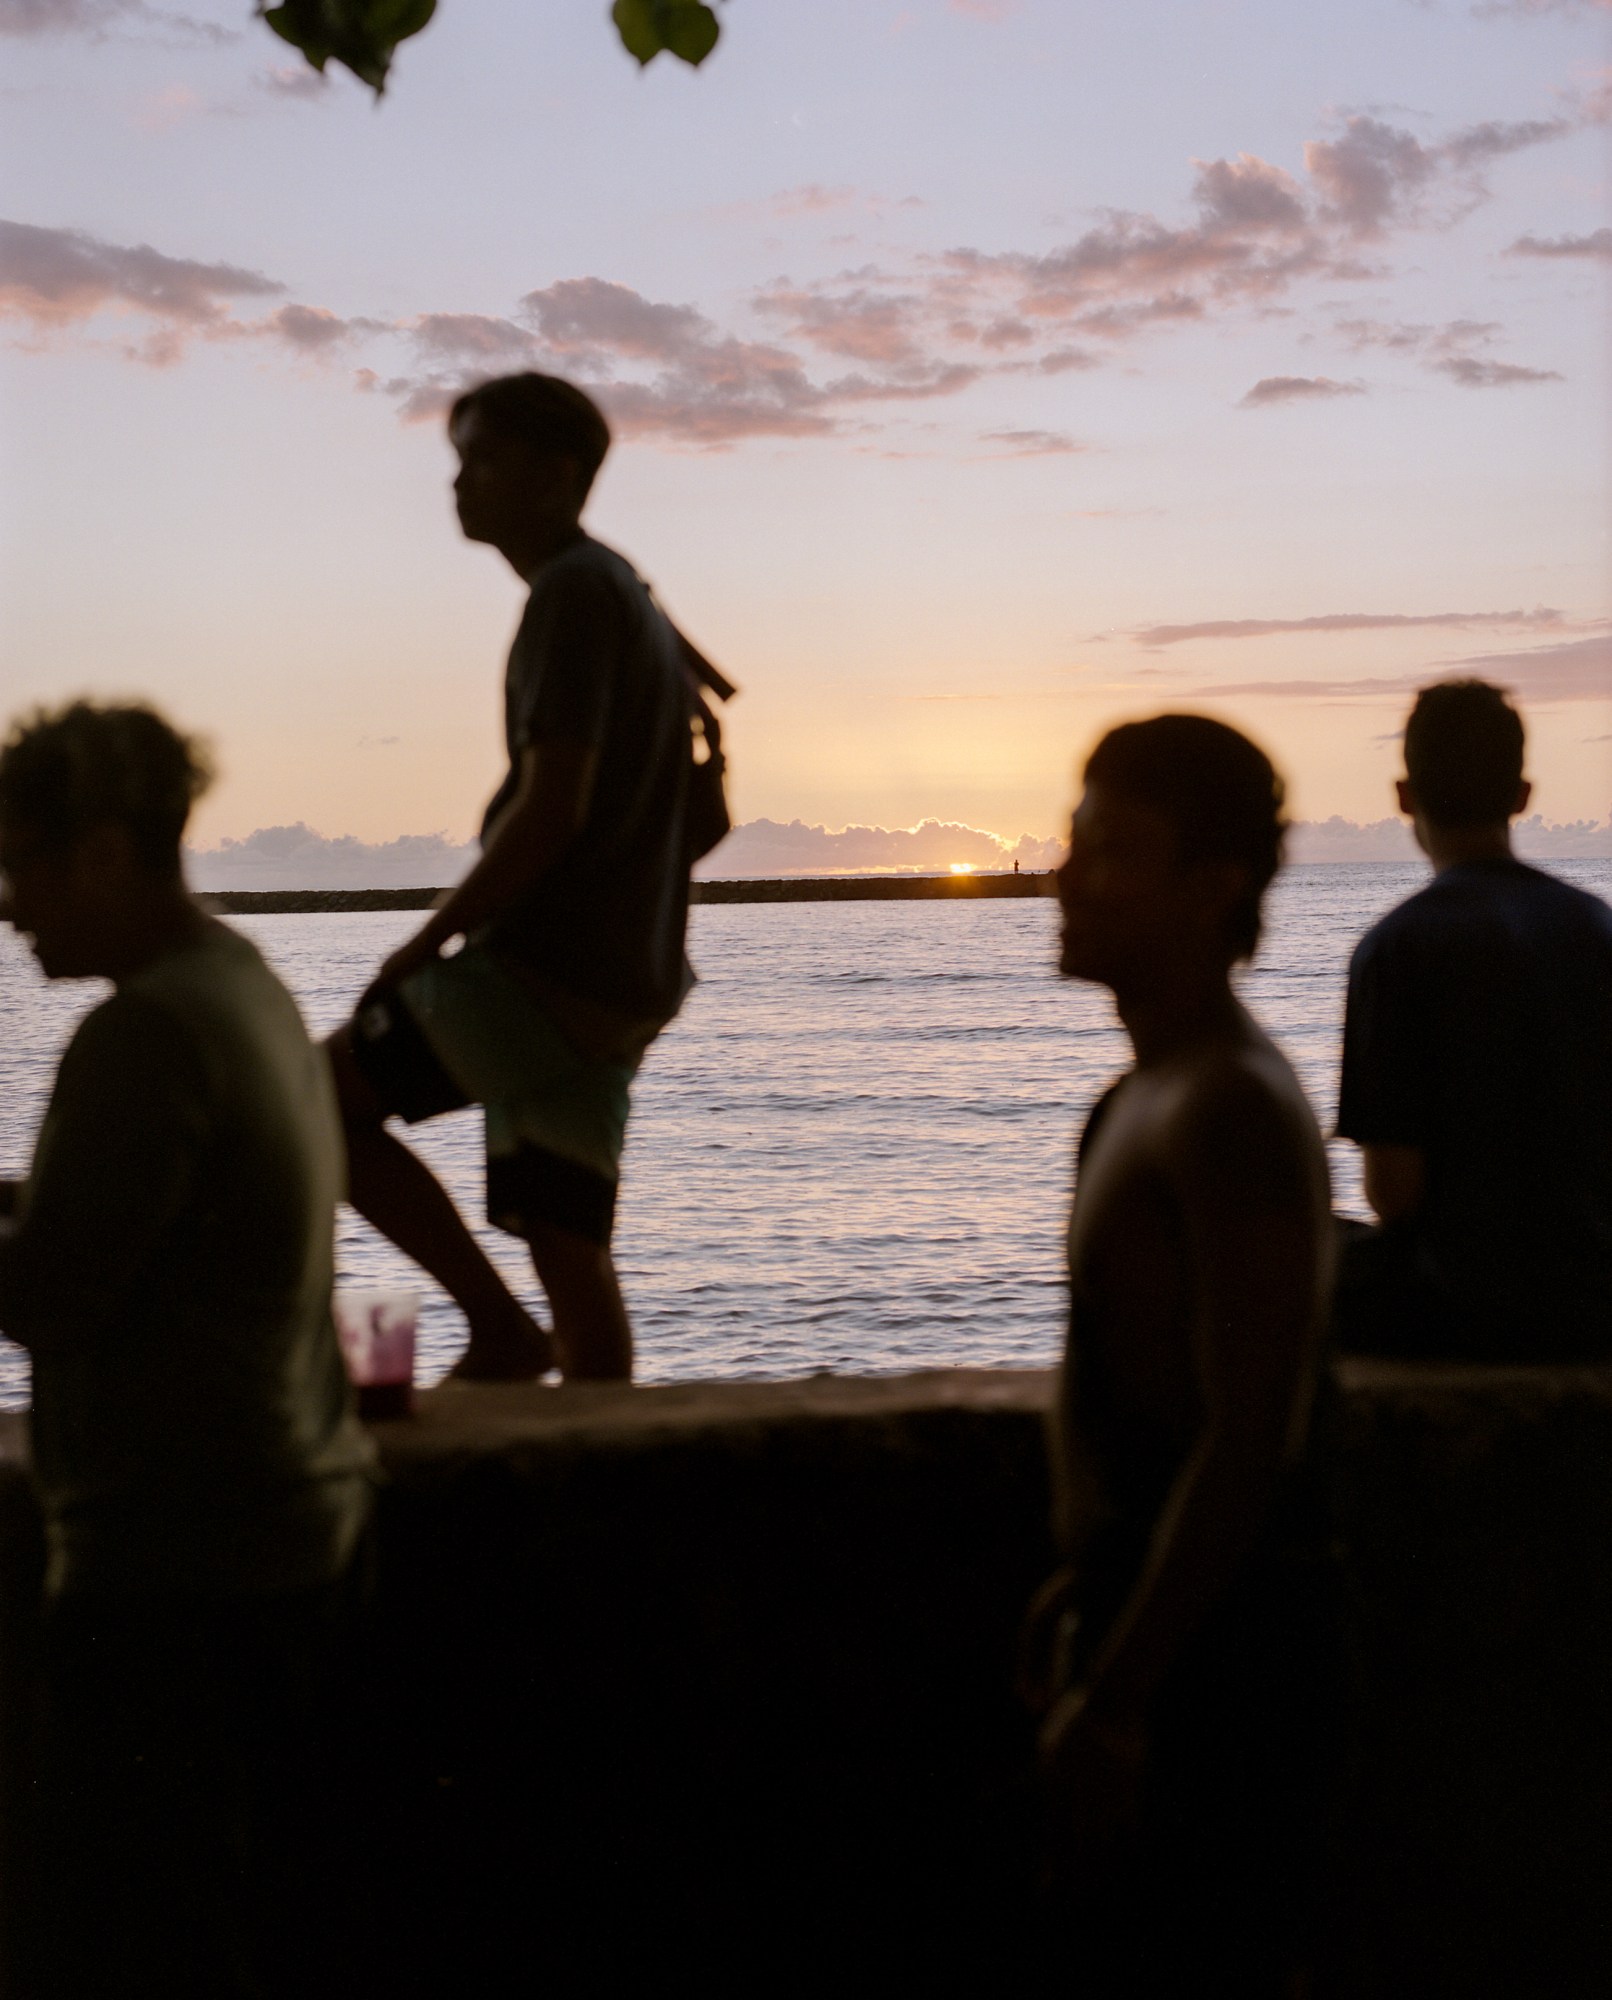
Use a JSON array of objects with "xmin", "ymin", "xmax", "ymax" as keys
[{"xmin": 350, "ymin": 943, "xmax": 637, "ymax": 1246}]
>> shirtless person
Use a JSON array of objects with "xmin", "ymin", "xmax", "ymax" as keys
[{"xmin": 1025, "ymin": 715, "xmax": 1343, "ymax": 1996}]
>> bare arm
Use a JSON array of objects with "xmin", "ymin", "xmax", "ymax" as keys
[
  {"xmin": 366, "ymin": 740, "xmax": 597, "ymax": 990},
  {"xmin": 1077, "ymin": 1074, "xmax": 1327, "ymax": 1731},
  {"xmin": 1361, "ymin": 1141, "xmax": 1425, "ymax": 1225}
]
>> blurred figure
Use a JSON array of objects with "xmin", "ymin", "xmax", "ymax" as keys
[
  {"xmin": 1024, "ymin": 715, "xmax": 1346, "ymax": 1998},
  {"xmin": 328, "ymin": 372, "xmax": 728, "ymax": 1383},
  {"xmin": 0, "ymin": 701, "xmax": 375, "ymax": 1999},
  {"xmin": 1334, "ymin": 680, "xmax": 1612, "ymax": 1361}
]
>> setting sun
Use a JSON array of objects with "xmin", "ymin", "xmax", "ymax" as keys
[{"xmin": 948, "ymin": 863, "xmax": 975, "ymax": 876}]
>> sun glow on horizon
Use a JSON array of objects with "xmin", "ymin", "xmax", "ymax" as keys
[{"xmin": 948, "ymin": 863, "xmax": 976, "ymax": 875}]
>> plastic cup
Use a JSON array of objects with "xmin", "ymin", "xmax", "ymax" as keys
[{"xmin": 333, "ymin": 1289, "xmax": 418, "ymax": 1420}]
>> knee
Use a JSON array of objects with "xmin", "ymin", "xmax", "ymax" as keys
[{"xmin": 527, "ymin": 1222, "xmax": 613, "ymax": 1288}]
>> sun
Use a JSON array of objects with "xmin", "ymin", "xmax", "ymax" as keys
[{"xmin": 948, "ymin": 862, "xmax": 975, "ymax": 875}]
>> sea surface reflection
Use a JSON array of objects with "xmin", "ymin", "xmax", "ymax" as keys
[{"xmin": 2, "ymin": 862, "xmax": 1607, "ymax": 1409}]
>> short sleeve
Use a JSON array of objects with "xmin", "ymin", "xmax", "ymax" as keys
[
  {"xmin": 0, "ymin": 996, "xmax": 209, "ymax": 1353},
  {"xmin": 507, "ymin": 557, "xmax": 626, "ymax": 752},
  {"xmin": 1335, "ymin": 925, "xmax": 1432, "ymax": 1146}
]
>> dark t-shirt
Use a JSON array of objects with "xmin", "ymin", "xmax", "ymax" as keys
[
  {"xmin": 479, "ymin": 533, "xmax": 694, "ymax": 1029},
  {"xmin": 1337, "ymin": 857, "xmax": 1612, "ymax": 1350}
]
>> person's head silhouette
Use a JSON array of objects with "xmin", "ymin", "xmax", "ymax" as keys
[
  {"xmin": 1396, "ymin": 680, "xmax": 1529, "ymax": 866},
  {"xmin": 0, "ymin": 700, "xmax": 211, "ymax": 980},
  {"xmin": 1057, "ymin": 712, "xmax": 1286, "ymax": 999},
  {"xmin": 448, "ymin": 373, "xmax": 612, "ymax": 576}
]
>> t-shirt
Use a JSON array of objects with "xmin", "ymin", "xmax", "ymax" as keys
[
  {"xmin": 0, "ymin": 920, "xmax": 375, "ymax": 1597},
  {"xmin": 478, "ymin": 533, "xmax": 695, "ymax": 1032},
  {"xmin": 1336, "ymin": 857, "xmax": 1612, "ymax": 1353}
]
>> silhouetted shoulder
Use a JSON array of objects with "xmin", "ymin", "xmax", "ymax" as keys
[
  {"xmin": 539, "ymin": 533, "xmax": 651, "ymax": 605},
  {"xmin": 1352, "ymin": 858, "xmax": 1612, "ymax": 972}
]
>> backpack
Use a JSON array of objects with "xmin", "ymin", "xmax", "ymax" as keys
[{"xmin": 672, "ymin": 627, "xmax": 736, "ymax": 863}]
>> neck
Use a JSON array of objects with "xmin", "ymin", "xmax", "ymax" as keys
[
  {"xmin": 106, "ymin": 880, "xmax": 208, "ymax": 984},
  {"xmin": 496, "ymin": 516, "xmax": 583, "ymax": 580},
  {"xmin": 1418, "ymin": 818, "xmax": 1514, "ymax": 873},
  {"xmin": 1114, "ymin": 962, "xmax": 1244, "ymax": 1067}
]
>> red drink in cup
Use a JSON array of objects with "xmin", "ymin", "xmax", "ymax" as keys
[{"xmin": 333, "ymin": 1290, "xmax": 418, "ymax": 1420}]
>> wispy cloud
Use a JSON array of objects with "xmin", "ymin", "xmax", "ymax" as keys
[
  {"xmin": 1189, "ymin": 632, "xmax": 1612, "ymax": 703},
  {"xmin": 976, "ymin": 427, "xmax": 1085, "ymax": 455},
  {"xmin": 1507, "ymin": 226, "xmax": 1612, "ymax": 258},
  {"xmin": 1129, "ymin": 606, "xmax": 1571, "ymax": 647},
  {"xmin": 0, "ymin": 217, "xmax": 283, "ymax": 362},
  {"xmin": 255, "ymin": 62, "xmax": 331, "ymax": 101},
  {"xmin": 0, "ymin": 0, "xmax": 233, "ymax": 43},
  {"xmin": 2, "ymin": 78, "xmax": 1597, "ymax": 443},
  {"xmin": 1240, "ymin": 374, "xmax": 1365, "ymax": 407},
  {"xmin": 1431, "ymin": 353, "xmax": 1563, "ymax": 387},
  {"xmin": 1333, "ymin": 311, "xmax": 1561, "ymax": 388}
]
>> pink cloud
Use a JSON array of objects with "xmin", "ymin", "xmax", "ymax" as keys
[
  {"xmin": 1190, "ymin": 634, "xmax": 1612, "ymax": 704},
  {"xmin": 1240, "ymin": 374, "xmax": 1364, "ymax": 407},
  {"xmin": 1431, "ymin": 354, "xmax": 1563, "ymax": 387},
  {"xmin": 0, "ymin": 218, "xmax": 283, "ymax": 357},
  {"xmin": 1130, "ymin": 607, "xmax": 1571, "ymax": 647},
  {"xmin": 1507, "ymin": 227, "xmax": 1612, "ymax": 259},
  {"xmin": 976, "ymin": 428, "xmax": 1085, "ymax": 456}
]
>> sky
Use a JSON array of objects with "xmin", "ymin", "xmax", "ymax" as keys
[{"xmin": 2, "ymin": 0, "xmax": 1609, "ymax": 877}]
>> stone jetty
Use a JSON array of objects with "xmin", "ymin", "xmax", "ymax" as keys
[{"xmin": 200, "ymin": 871, "xmax": 1059, "ymax": 916}]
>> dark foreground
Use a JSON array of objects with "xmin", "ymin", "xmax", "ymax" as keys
[{"xmin": 1, "ymin": 1361, "xmax": 1608, "ymax": 1993}]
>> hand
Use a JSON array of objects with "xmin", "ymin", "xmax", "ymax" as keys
[
  {"xmin": 363, "ymin": 926, "xmax": 448, "ymax": 1005},
  {"xmin": 1017, "ymin": 1564, "xmax": 1078, "ymax": 1715},
  {"xmin": 1039, "ymin": 1686, "xmax": 1148, "ymax": 1885}
]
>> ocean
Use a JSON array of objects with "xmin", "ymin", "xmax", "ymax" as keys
[{"xmin": 2, "ymin": 860, "xmax": 1608, "ymax": 1409}]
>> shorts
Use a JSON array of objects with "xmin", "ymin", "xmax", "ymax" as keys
[{"xmin": 349, "ymin": 943, "xmax": 638, "ymax": 1247}]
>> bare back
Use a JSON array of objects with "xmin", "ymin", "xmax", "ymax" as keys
[{"xmin": 1054, "ymin": 1007, "xmax": 1333, "ymax": 1588}]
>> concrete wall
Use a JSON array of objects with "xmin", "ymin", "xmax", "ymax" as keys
[{"xmin": 2, "ymin": 1362, "xmax": 1609, "ymax": 1991}]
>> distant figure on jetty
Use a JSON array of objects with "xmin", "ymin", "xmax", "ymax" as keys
[
  {"xmin": 0, "ymin": 701, "xmax": 375, "ymax": 1998},
  {"xmin": 328, "ymin": 372, "xmax": 726, "ymax": 1381},
  {"xmin": 1334, "ymin": 679, "xmax": 1612, "ymax": 1362},
  {"xmin": 1023, "ymin": 716, "xmax": 1345, "ymax": 1997}
]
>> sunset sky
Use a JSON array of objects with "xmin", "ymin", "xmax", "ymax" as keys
[{"xmin": 2, "ymin": 0, "xmax": 1608, "ymax": 873}]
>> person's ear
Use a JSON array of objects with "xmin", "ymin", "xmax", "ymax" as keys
[
  {"xmin": 1395, "ymin": 777, "xmax": 1415, "ymax": 817},
  {"xmin": 1193, "ymin": 858, "xmax": 1249, "ymax": 943},
  {"xmin": 1512, "ymin": 778, "xmax": 1531, "ymax": 818}
]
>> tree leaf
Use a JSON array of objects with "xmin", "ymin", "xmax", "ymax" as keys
[
  {"xmin": 611, "ymin": 0, "xmax": 662, "ymax": 65},
  {"xmin": 257, "ymin": 0, "xmax": 436, "ymax": 95},
  {"xmin": 655, "ymin": 1, "xmax": 718, "ymax": 66}
]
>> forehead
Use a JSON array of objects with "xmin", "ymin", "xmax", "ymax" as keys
[{"xmin": 1074, "ymin": 780, "xmax": 1179, "ymax": 852}]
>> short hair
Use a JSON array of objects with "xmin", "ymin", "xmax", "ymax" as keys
[
  {"xmin": 1403, "ymin": 679, "xmax": 1525, "ymax": 827},
  {"xmin": 1083, "ymin": 713, "xmax": 1286, "ymax": 960},
  {"xmin": 0, "ymin": 701, "xmax": 213, "ymax": 875},
  {"xmin": 448, "ymin": 373, "xmax": 611, "ymax": 496}
]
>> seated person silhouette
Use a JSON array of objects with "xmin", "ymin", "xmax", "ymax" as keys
[
  {"xmin": 1334, "ymin": 679, "xmax": 1612, "ymax": 1362},
  {"xmin": 1023, "ymin": 715, "xmax": 1346, "ymax": 1998},
  {"xmin": 0, "ymin": 701, "xmax": 375, "ymax": 2000},
  {"xmin": 328, "ymin": 372, "xmax": 727, "ymax": 1383}
]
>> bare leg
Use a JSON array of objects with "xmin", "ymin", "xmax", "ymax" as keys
[
  {"xmin": 528, "ymin": 1222, "xmax": 633, "ymax": 1382},
  {"xmin": 326, "ymin": 1029, "xmax": 552, "ymax": 1381}
]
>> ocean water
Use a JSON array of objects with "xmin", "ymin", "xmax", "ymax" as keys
[{"xmin": 2, "ymin": 861, "xmax": 1608, "ymax": 1409}]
